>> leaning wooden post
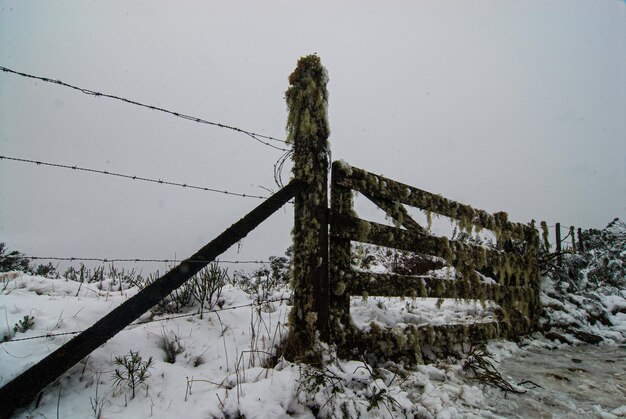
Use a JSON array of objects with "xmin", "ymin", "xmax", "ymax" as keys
[{"xmin": 286, "ymin": 55, "xmax": 330, "ymax": 353}]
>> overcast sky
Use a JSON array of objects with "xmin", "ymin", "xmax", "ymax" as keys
[{"xmin": 1, "ymin": 1, "xmax": 624, "ymax": 273}]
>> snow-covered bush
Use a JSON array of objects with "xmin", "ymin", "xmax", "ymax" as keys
[{"xmin": 541, "ymin": 218, "xmax": 626, "ymax": 344}]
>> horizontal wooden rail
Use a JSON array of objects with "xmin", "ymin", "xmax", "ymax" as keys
[
  {"xmin": 350, "ymin": 321, "xmax": 503, "ymax": 364},
  {"xmin": 330, "ymin": 213, "xmax": 533, "ymax": 277},
  {"xmin": 347, "ymin": 271, "xmax": 534, "ymax": 301},
  {"xmin": 348, "ymin": 271, "xmax": 494, "ymax": 299},
  {"xmin": 334, "ymin": 162, "xmax": 532, "ymax": 241},
  {"xmin": 358, "ymin": 189, "xmax": 428, "ymax": 234}
]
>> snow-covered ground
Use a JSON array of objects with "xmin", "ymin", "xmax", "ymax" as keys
[
  {"xmin": 1, "ymin": 269, "xmax": 625, "ymax": 418},
  {"xmin": 1, "ymin": 220, "xmax": 625, "ymax": 418}
]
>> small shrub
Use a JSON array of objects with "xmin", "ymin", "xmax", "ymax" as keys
[
  {"xmin": 191, "ymin": 263, "xmax": 227, "ymax": 318},
  {"xmin": 462, "ymin": 346, "xmax": 524, "ymax": 394},
  {"xmin": 268, "ymin": 247, "xmax": 292, "ymax": 284},
  {"xmin": 233, "ymin": 267, "xmax": 280, "ymax": 303},
  {"xmin": 13, "ymin": 315, "xmax": 35, "ymax": 334},
  {"xmin": 32, "ymin": 262, "xmax": 59, "ymax": 278},
  {"xmin": 63, "ymin": 266, "xmax": 78, "ymax": 281},
  {"xmin": 129, "ymin": 270, "xmax": 193, "ymax": 314},
  {"xmin": 90, "ymin": 371, "xmax": 108, "ymax": 419},
  {"xmin": 112, "ymin": 351, "xmax": 154, "ymax": 399},
  {"xmin": 160, "ymin": 329, "xmax": 184, "ymax": 364},
  {"xmin": 0, "ymin": 242, "xmax": 30, "ymax": 272}
]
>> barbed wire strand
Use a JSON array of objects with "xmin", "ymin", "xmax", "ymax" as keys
[
  {"xmin": 0, "ymin": 66, "xmax": 290, "ymax": 152},
  {"xmin": 273, "ymin": 149, "xmax": 293, "ymax": 188},
  {"xmin": 0, "ymin": 255, "xmax": 271, "ymax": 264},
  {"xmin": 0, "ymin": 155, "xmax": 274, "ymax": 200},
  {"xmin": 1, "ymin": 296, "xmax": 291, "ymax": 344}
]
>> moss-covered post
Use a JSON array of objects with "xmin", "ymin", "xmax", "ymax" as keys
[
  {"xmin": 286, "ymin": 55, "xmax": 330, "ymax": 353},
  {"xmin": 329, "ymin": 161, "xmax": 355, "ymax": 349}
]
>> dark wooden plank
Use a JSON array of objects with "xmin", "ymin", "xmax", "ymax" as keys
[
  {"xmin": 358, "ymin": 189, "xmax": 428, "ymax": 234},
  {"xmin": 334, "ymin": 162, "xmax": 532, "ymax": 241},
  {"xmin": 330, "ymin": 214, "xmax": 533, "ymax": 275},
  {"xmin": 347, "ymin": 271, "xmax": 497, "ymax": 299}
]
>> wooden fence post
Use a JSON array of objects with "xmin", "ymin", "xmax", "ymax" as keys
[
  {"xmin": 555, "ymin": 222, "xmax": 562, "ymax": 266},
  {"xmin": 287, "ymin": 55, "xmax": 330, "ymax": 352},
  {"xmin": 329, "ymin": 161, "xmax": 354, "ymax": 347},
  {"xmin": 570, "ymin": 226, "xmax": 576, "ymax": 254},
  {"xmin": 577, "ymin": 227, "xmax": 585, "ymax": 253}
]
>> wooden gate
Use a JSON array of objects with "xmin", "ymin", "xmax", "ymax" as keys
[{"xmin": 326, "ymin": 161, "xmax": 541, "ymax": 363}]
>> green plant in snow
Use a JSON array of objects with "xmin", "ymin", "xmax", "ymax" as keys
[
  {"xmin": 159, "ymin": 328, "xmax": 184, "ymax": 364},
  {"xmin": 0, "ymin": 242, "xmax": 30, "ymax": 272},
  {"xmin": 13, "ymin": 315, "xmax": 35, "ymax": 334},
  {"xmin": 268, "ymin": 246, "xmax": 293, "ymax": 284},
  {"xmin": 112, "ymin": 350, "xmax": 154, "ymax": 399},
  {"xmin": 297, "ymin": 364, "xmax": 345, "ymax": 415},
  {"xmin": 129, "ymin": 270, "xmax": 193, "ymax": 314},
  {"xmin": 191, "ymin": 262, "xmax": 227, "ymax": 318},
  {"xmin": 32, "ymin": 262, "xmax": 59, "ymax": 278},
  {"xmin": 462, "ymin": 345, "xmax": 525, "ymax": 394}
]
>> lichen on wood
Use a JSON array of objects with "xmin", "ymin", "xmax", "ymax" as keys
[
  {"xmin": 327, "ymin": 157, "xmax": 541, "ymax": 365},
  {"xmin": 285, "ymin": 55, "xmax": 329, "ymax": 147},
  {"xmin": 287, "ymin": 55, "xmax": 330, "ymax": 358}
]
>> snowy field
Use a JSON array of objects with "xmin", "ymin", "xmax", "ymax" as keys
[{"xmin": 1, "ymin": 270, "xmax": 625, "ymax": 418}]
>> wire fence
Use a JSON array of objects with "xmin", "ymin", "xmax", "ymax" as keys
[
  {"xmin": 0, "ymin": 65, "xmax": 290, "ymax": 152},
  {"xmin": 1, "ymin": 296, "xmax": 291, "ymax": 345},
  {"xmin": 0, "ymin": 154, "xmax": 278, "ymax": 200},
  {"xmin": 0, "ymin": 255, "xmax": 272, "ymax": 265}
]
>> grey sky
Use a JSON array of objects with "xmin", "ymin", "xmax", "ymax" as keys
[{"xmin": 1, "ymin": 1, "xmax": 625, "ymax": 272}]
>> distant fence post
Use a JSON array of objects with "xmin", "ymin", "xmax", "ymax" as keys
[
  {"xmin": 577, "ymin": 227, "xmax": 584, "ymax": 253},
  {"xmin": 287, "ymin": 55, "xmax": 330, "ymax": 353},
  {"xmin": 570, "ymin": 226, "xmax": 576, "ymax": 254},
  {"xmin": 555, "ymin": 222, "xmax": 562, "ymax": 266}
]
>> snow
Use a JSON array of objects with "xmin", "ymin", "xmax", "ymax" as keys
[
  {"xmin": 1, "ymin": 216, "xmax": 625, "ymax": 419},
  {"xmin": 351, "ymin": 296, "xmax": 497, "ymax": 330}
]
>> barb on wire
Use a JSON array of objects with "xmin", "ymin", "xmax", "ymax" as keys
[
  {"xmin": 0, "ymin": 154, "xmax": 274, "ymax": 200},
  {"xmin": 0, "ymin": 255, "xmax": 270, "ymax": 265},
  {"xmin": 0, "ymin": 65, "xmax": 291, "ymax": 152},
  {"xmin": 1, "ymin": 297, "xmax": 291, "ymax": 344}
]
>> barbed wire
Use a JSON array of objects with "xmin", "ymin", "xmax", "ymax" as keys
[
  {"xmin": 0, "ymin": 65, "xmax": 291, "ymax": 152},
  {"xmin": 0, "ymin": 255, "xmax": 272, "ymax": 265},
  {"xmin": 1, "ymin": 296, "xmax": 291, "ymax": 344},
  {"xmin": 133, "ymin": 296, "xmax": 290, "ymax": 326},
  {"xmin": 0, "ymin": 154, "xmax": 274, "ymax": 200},
  {"xmin": 1, "ymin": 331, "xmax": 84, "ymax": 343}
]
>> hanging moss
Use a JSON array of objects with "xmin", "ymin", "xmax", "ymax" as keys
[
  {"xmin": 286, "ymin": 55, "xmax": 331, "ymax": 359},
  {"xmin": 285, "ymin": 55, "xmax": 329, "ymax": 147},
  {"xmin": 328, "ymin": 159, "xmax": 541, "ymax": 364}
]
